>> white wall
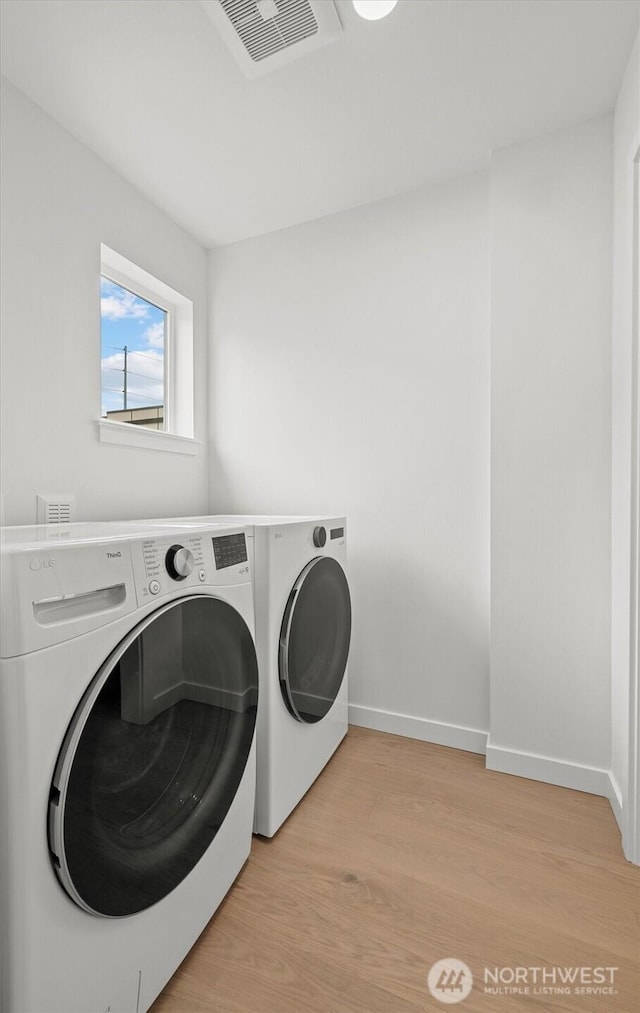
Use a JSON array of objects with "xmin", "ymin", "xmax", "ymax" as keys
[
  {"xmin": 489, "ymin": 116, "xmax": 614, "ymax": 794},
  {"xmin": 0, "ymin": 81, "xmax": 209, "ymax": 525},
  {"xmin": 209, "ymin": 174, "xmax": 491, "ymax": 747},
  {"xmin": 611, "ymin": 34, "xmax": 639, "ymax": 854}
]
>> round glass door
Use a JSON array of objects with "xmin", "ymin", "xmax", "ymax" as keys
[
  {"xmin": 48, "ymin": 595, "xmax": 258, "ymax": 918},
  {"xmin": 279, "ymin": 556, "xmax": 351, "ymax": 724}
]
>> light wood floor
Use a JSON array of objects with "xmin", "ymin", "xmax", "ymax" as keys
[{"xmin": 151, "ymin": 726, "xmax": 639, "ymax": 1013}]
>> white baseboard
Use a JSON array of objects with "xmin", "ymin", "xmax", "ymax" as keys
[
  {"xmin": 350, "ymin": 709, "xmax": 627, "ymax": 836},
  {"xmin": 348, "ymin": 703, "xmax": 488, "ymax": 755},
  {"xmin": 607, "ymin": 771, "xmax": 624, "ymax": 834},
  {"xmin": 485, "ymin": 739, "xmax": 614, "ymax": 799}
]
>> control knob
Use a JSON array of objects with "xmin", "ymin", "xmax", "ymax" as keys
[
  {"xmin": 313, "ymin": 526, "xmax": 327, "ymax": 548},
  {"xmin": 165, "ymin": 544, "xmax": 195, "ymax": 581}
]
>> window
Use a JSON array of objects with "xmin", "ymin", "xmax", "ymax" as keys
[{"xmin": 98, "ymin": 245, "xmax": 196, "ymax": 454}]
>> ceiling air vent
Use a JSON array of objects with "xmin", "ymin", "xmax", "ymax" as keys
[{"xmin": 200, "ymin": 0, "xmax": 342, "ymax": 78}]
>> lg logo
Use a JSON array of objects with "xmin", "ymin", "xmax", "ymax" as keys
[{"xmin": 28, "ymin": 557, "xmax": 56, "ymax": 571}]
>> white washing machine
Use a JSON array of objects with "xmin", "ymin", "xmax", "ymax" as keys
[
  {"xmin": 129, "ymin": 516, "xmax": 352, "ymax": 838},
  {"xmin": 0, "ymin": 520, "xmax": 258, "ymax": 1013}
]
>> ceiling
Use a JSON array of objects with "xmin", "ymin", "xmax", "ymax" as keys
[{"xmin": 1, "ymin": 0, "xmax": 637, "ymax": 247}]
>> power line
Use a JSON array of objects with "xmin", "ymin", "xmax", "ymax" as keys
[
  {"xmin": 101, "ymin": 366, "xmax": 161, "ymax": 383},
  {"xmin": 101, "ymin": 386, "xmax": 164, "ymax": 404},
  {"xmin": 104, "ymin": 345, "xmax": 164, "ymax": 363}
]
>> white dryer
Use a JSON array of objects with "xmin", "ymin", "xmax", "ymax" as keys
[
  {"xmin": 138, "ymin": 516, "xmax": 352, "ymax": 837},
  {"xmin": 241, "ymin": 516, "xmax": 351, "ymax": 837},
  {"xmin": 0, "ymin": 521, "xmax": 258, "ymax": 1013}
]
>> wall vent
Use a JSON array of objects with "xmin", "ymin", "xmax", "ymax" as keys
[
  {"xmin": 36, "ymin": 494, "xmax": 76, "ymax": 525},
  {"xmin": 200, "ymin": 0, "xmax": 342, "ymax": 78}
]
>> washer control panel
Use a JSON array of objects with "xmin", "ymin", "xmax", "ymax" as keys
[
  {"xmin": 131, "ymin": 529, "xmax": 251, "ymax": 605},
  {"xmin": 133, "ymin": 533, "xmax": 208, "ymax": 603},
  {"xmin": 212, "ymin": 532, "xmax": 248, "ymax": 570}
]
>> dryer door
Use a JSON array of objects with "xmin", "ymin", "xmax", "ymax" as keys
[
  {"xmin": 279, "ymin": 556, "xmax": 351, "ymax": 724},
  {"xmin": 48, "ymin": 595, "xmax": 258, "ymax": 918}
]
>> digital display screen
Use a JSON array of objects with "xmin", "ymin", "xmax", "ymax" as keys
[
  {"xmin": 212, "ymin": 533, "xmax": 248, "ymax": 569},
  {"xmin": 330, "ymin": 527, "xmax": 344, "ymax": 540}
]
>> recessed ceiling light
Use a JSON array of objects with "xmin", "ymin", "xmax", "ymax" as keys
[{"xmin": 352, "ymin": 0, "xmax": 398, "ymax": 21}]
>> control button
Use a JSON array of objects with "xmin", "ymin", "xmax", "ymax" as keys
[
  {"xmin": 198, "ymin": 568, "xmax": 206, "ymax": 582},
  {"xmin": 165, "ymin": 545, "xmax": 195, "ymax": 581},
  {"xmin": 149, "ymin": 580, "xmax": 161, "ymax": 595},
  {"xmin": 313, "ymin": 526, "xmax": 327, "ymax": 548}
]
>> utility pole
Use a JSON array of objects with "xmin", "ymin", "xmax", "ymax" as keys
[{"xmin": 123, "ymin": 345, "xmax": 128, "ymax": 410}]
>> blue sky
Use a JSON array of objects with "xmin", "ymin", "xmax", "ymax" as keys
[{"xmin": 100, "ymin": 277, "xmax": 165, "ymax": 416}]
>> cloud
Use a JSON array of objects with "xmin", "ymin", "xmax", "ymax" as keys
[
  {"xmin": 144, "ymin": 320, "xmax": 165, "ymax": 348},
  {"xmin": 100, "ymin": 280, "xmax": 149, "ymax": 321}
]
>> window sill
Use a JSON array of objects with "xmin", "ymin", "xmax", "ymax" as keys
[{"xmin": 97, "ymin": 419, "xmax": 200, "ymax": 456}]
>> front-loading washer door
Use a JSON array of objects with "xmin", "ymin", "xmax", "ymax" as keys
[
  {"xmin": 48, "ymin": 595, "xmax": 258, "ymax": 918},
  {"xmin": 279, "ymin": 556, "xmax": 351, "ymax": 724}
]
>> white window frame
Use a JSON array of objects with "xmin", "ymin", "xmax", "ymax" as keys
[{"xmin": 98, "ymin": 244, "xmax": 197, "ymax": 455}]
